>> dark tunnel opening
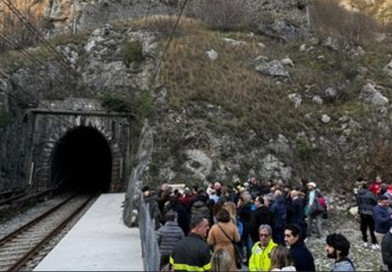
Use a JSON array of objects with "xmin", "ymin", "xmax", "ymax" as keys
[{"xmin": 51, "ymin": 126, "xmax": 112, "ymax": 194}]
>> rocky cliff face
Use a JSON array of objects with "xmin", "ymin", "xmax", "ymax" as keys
[
  {"xmin": 3, "ymin": 0, "xmax": 309, "ymax": 40},
  {"xmin": 339, "ymin": 0, "xmax": 392, "ymax": 22}
]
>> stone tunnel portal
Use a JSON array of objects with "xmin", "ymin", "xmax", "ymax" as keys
[{"xmin": 51, "ymin": 126, "xmax": 113, "ymax": 194}]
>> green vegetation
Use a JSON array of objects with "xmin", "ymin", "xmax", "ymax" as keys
[
  {"xmin": 100, "ymin": 93, "xmax": 132, "ymax": 113},
  {"xmin": 123, "ymin": 40, "xmax": 144, "ymax": 67},
  {"xmin": 136, "ymin": 90, "xmax": 154, "ymax": 121}
]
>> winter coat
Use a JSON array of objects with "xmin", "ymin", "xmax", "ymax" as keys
[
  {"xmin": 144, "ymin": 196, "xmax": 161, "ymax": 230},
  {"xmin": 250, "ymin": 206, "xmax": 273, "ymax": 243},
  {"xmin": 291, "ymin": 197, "xmax": 305, "ymax": 227},
  {"xmin": 191, "ymin": 201, "xmax": 211, "ymax": 223},
  {"xmin": 170, "ymin": 232, "xmax": 212, "ymax": 272},
  {"xmin": 249, "ymin": 239, "xmax": 278, "ymax": 271},
  {"xmin": 270, "ymin": 196, "xmax": 287, "ymax": 229},
  {"xmin": 370, "ymin": 182, "xmax": 382, "ymax": 196},
  {"xmin": 357, "ymin": 189, "xmax": 378, "ymax": 215},
  {"xmin": 207, "ymin": 222, "xmax": 241, "ymax": 271},
  {"xmin": 289, "ymin": 241, "xmax": 316, "ymax": 272},
  {"xmin": 382, "ymin": 231, "xmax": 392, "ymax": 271},
  {"xmin": 330, "ymin": 257, "xmax": 355, "ymax": 271},
  {"xmin": 238, "ymin": 202, "xmax": 253, "ymax": 238},
  {"xmin": 374, "ymin": 204, "xmax": 392, "ymax": 234},
  {"xmin": 156, "ymin": 221, "xmax": 185, "ymax": 256}
]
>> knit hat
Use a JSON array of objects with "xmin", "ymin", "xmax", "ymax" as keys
[{"xmin": 307, "ymin": 182, "xmax": 317, "ymax": 188}]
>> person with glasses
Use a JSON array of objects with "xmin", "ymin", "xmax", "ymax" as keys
[{"xmin": 249, "ymin": 224, "xmax": 277, "ymax": 271}]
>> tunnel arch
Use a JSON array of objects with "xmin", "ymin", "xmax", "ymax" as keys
[{"xmin": 50, "ymin": 126, "xmax": 113, "ymax": 194}]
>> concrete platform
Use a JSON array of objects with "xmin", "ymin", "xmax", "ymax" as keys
[{"xmin": 34, "ymin": 193, "xmax": 143, "ymax": 271}]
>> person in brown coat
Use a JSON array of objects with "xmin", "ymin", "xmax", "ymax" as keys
[{"xmin": 208, "ymin": 209, "xmax": 241, "ymax": 271}]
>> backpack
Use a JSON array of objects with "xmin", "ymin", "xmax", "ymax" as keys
[
  {"xmin": 317, "ymin": 194, "xmax": 328, "ymax": 219},
  {"xmin": 318, "ymin": 195, "xmax": 326, "ymax": 209}
]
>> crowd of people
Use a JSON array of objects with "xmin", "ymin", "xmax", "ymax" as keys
[{"xmin": 141, "ymin": 176, "xmax": 392, "ymax": 271}]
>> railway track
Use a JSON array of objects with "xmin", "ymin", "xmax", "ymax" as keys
[{"xmin": 0, "ymin": 193, "xmax": 98, "ymax": 271}]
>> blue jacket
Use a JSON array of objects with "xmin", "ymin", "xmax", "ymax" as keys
[
  {"xmin": 270, "ymin": 196, "xmax": 287, "ymax": 228},
  {"xmin": 374, "ymin": 204, "xmax": 392, "ymax": 234},
  {"xmin": 290, "ymin": 241, "xmax": 316, "ymax": 272}
]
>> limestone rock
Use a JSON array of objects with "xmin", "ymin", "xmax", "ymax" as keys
[
  {"xmin": 206, "ymin": 49, "xmax": 218, "ymax": 61},
  {"xmin": 268, "ymin": 134, "xmax": 291, "ymax": 155},
  {"xmin": 360, "ymin": 83, "xmax": 389, "ymax": 106},
  {"xmin": 321, "ymin": 114, "xmax": 331, "ymax": 124},
  {"xmin": 313, "ymin": 96, "xmax": 324, "ymax": 105},
  {"xmin": 384, "ymin": 60, "xmax": 392, "ymax": 77},
  {"xmin": 256, "ymin": 60, "xmax": 290, "ymax": 77},
  {"xmin": 281, "ymin": 57, "xmax": 295, "ymax": 67},
  {"xmin": 288, "ymin": 93, "xmax": 302, "ymax": 108},
  {"xmin": 223, "ymin": 38, "xmax": 246, "ymax": 47},
  {"xmin": 260, "ymin": 154, "xmax": 292, "ymax": 180},
  {"xmin": 183, "ymin": 149, "xmax": 213, "ymax": 180}
]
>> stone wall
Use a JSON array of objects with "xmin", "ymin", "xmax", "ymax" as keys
[{"xmin": 0, "ymin": 113, "xmax": 35, "ymax": 191}]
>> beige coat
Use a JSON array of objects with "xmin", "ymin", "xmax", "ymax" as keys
[{"xmin": 207, "ymin": 222, "xmax": 241, "ymax": 271}]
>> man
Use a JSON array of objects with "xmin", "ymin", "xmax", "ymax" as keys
[
  {"xmin": 325, "ymin": 233, "xmax": 355, "ymax": 271},
  {"xmin": 290, "ymin": 190, "xmax": 306, "ymax": 238},
  {"xmin": 250, "ymin": 196, "xmax": 273, "ymax": 244},
  {"xmin": 270, "ymin": 190, "xmax": 287, "ymax": 245},
  {"xmin": 284, "ymin": 224, "xmax": 316, "ymax": 272},
  {"xmin": 356, "ymin": 182, "xmax": 378, "ymax": 249},
  {"xmin": 382, "ymin": 226, "xmax": 392, "ymax": 272},
  {"xmin": 142, "ymin": 186, "xmax": 161, "ymax": 230},
  {"xmin": 374, "ymin": 195, "xmax": 392, "ymax": 244},
  {"xmin": 156, "ymin": 211, "xmax": 185, "ymax": 269},
  {"xmin": 170, "ymin": 215, "xmax": 211, "ymax": 271},
  {"xmin": 306, "ymin": 182, "xmax": 323, "ymax": 238},
  {"xmin": 249, "ymin": 177, "xmax": 262, "ymax": 199},
  {"xmin": 249, "ymin": 224, "xmax": 277, "ymax": 271}
]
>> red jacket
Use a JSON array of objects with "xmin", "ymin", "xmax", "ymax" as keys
[{"xmin": 370, "ymin": 182, "xmax": 382, "ymax": 196}]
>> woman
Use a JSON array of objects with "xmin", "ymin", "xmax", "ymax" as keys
[
  {"xmin": 222, "ymin": 202, "xmax": 238, "ymax": 225},
  {"xmin": 269, "ymin": 246, "xmax": 296, "ymax": 271},
  {"xmin": 208, "ymin": 209, "xmax": 241, "ymax": 271},
  {"xmin": 211, "ymin": 249, "xmax": 233, "ymax": 271}
]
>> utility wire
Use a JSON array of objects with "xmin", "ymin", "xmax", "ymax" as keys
[
  {"xmin": 0, "ymin": 70, "xmax": 74, "ymax": 127},
  {"xmin": 1, "ymin": 0, "xmax": 73, "ymax": 69},
  {"xmin": 0, "ymin": 0, "xmax": 86, "ymax": 92},
  {"xmin": 150, "ymin": 0, "xmax": 189, "ymax": 86},
  {"xmin": 0, "ymin": 88, "xmax": 72, "ymax": 130},
  {"xmin": 0, "ymin": 31, "xmax": 73, "ymax": 86}
]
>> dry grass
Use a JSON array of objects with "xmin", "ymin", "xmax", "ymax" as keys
[
  {"xmin": 160, "ymin": 25, "xmax": 310, "ymax": 136},
  {"xmin": 157, "ymin": 15, "xmax": 392, "ymax": 138},
  {"xmin": 310, "ymin": 0, "xmax": 380, "ymax": 45},
  {"xmin": 0, "ymin": 47, "xmax": 52, "ymax": 68}
]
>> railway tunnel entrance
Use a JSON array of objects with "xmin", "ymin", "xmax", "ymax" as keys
[{"xmin": 51, "ymin": 126, "xmax": 113, "ymax": 194}]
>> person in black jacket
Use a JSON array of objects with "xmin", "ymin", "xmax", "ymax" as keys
[
  {"xmin": 284, "ymin": 224, "xmax": 316, "ymax": 272},
  {"xmin": 290, "ymin": 190, "xmax": 306, "ymax": 240},
  {"xmin": 270, "ymin": 191, "xmax": 287, "ymax": 245},
  {"xmin": 382, "ymin": 227, "xmax": 392, "ymax": 271},
  {"xmin": 170, "ymin": 215, "xmax": 212, "ymax": 271},
  {"xmin": 356, "ymin": 183, "xmax": 379, "ymax": 248},
  {"xmin": 250, "ymin": 196, "xmax": 273, "ymax": 244}
]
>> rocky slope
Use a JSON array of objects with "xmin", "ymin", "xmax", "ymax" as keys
[{"xmin": 1, "ymin": 0, "xmax": 392, "ymax": 194}]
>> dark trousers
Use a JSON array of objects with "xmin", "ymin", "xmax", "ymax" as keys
[
  {"xmin": 273, "ymin": 227, "xmax": 285, "ymax": 245},
  {"xmin": 160, "ymin": 255, "xmax": 170, "ymax": 270},
  {"xmin": 360, "ymin": 214, "xmax": 377, "ymax": 244}
]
